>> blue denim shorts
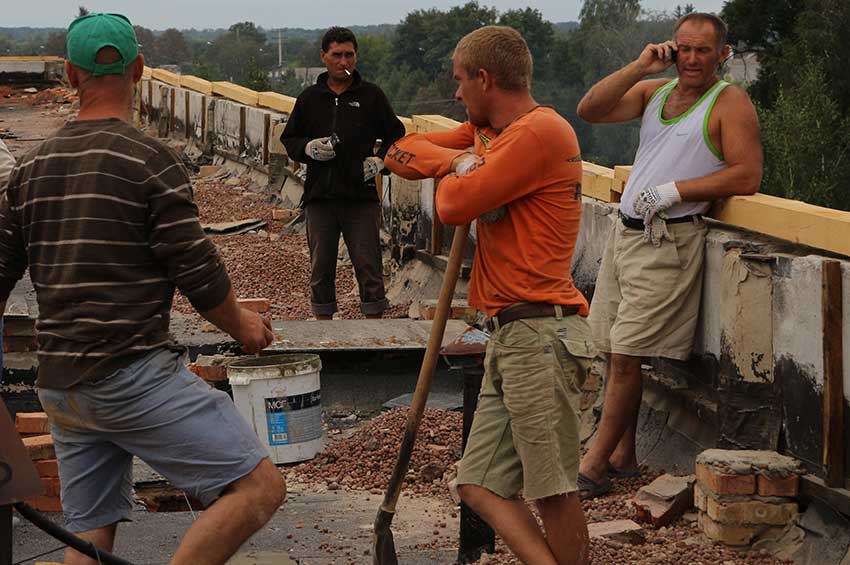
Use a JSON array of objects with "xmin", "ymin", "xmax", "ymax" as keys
[{"xmin": 38, "ymin": 348, "xmax": 268, "ymax": 533}]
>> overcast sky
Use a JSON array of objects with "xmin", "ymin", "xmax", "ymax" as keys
[{"xmin": 7, "ymin": 1, "xmax": 725, "ymax": 30}]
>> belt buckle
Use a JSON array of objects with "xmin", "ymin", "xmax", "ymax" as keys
[{"xmin": 485, "ymin": 316, "xmax": 498, "ymax": 332}]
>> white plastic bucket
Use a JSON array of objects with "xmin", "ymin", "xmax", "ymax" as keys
[{"xmin": 227, "ymin": 354, "xmax": 324, "ymax": 464}]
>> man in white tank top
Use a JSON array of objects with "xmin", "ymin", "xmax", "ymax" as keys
[{"xmin": 574, "ymin": 13, "xmax": 763, "ymax": 499}]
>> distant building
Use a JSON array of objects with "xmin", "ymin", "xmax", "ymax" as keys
[
  {"xmin": 293, "ymin": 67, "xmax": 325, "ymax": 86},
  {"xmin": 723, "ymin": 52, "xmax": 760, "ymax": 85},
  {"xmin": 158, "ymin": 64, "xmax": 181, "ymax": 75}
]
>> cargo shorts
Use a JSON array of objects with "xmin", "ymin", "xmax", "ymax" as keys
[
  {"xmin": 588, "ymin": 217, "xmax": 707, "ymax": 360},
  {"xmin": 456, "ymin": 314, "xmax": 596, "ymax": 500},
  {"xmin": 37, "ymin": 347, "xmax": 269, "ymax": 533}
]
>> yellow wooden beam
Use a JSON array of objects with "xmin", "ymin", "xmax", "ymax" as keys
[
  {"xmin": 581, "ymin": 162, "xmax": 618, "ymax": 203},
  {"xmin": 713, "ymin": 195, "xmax": 850, "ymax": 257},
  {"xmin": 613, "ymin": 165, "xmax": 632, "ymax": 195},
  {"xmin": 0, "ymin": 56, "xmax": 64, "ymax": 62},
  {"xmin": 413, "ymin": 114, "xmax": 461, "ymax": 133},
  {"xmin": 180, "ymin": 75, "xmax": 213, "ymax": 95},
  {"xmin": 151, "ymin": 68, "xmax": 180, "ymax": 87},
  {"xmin": 211, "ymin": 82, "xmax": 259, "ymax": 106},
  {"xmin": 398, "ymin": 116, "xmax": 415, "ymax": 135},
  {"xmin": 258, "ymin": 92, "xmax": 297, "ymax": 114},
  {"xmin": 142, "ymin": 66, "xmax": 152, "ymax": 80}
]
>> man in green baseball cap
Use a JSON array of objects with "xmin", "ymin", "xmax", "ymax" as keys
[
  {"xmin": 67, "ymin": 13, "xmax": 140, "ymax": 77},
  {"xmin": 0, "ymin": 12, "xmax": 285, "ymax": 565}
]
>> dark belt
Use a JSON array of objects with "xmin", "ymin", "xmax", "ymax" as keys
[
  {"xmin": 485, "ymin": 303, "xmax": 580, "ymax": 332},
  {"xmin": 619, "ymin": 211, "xmax": 701, "ymax": 230}
]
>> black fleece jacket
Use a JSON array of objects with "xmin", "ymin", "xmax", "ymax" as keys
[{"xmin": 281, "ymin": 70, "xmax": 405, "ymax": 204}]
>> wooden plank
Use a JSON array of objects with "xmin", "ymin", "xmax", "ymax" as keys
[
  {"xmin": 180, "ymin": 75, "xmax": 213, "ymax": 95},
  {"xmin": 712, "ymin": 194, "xmax": 850, "ymax": 258},
  {"xmin": 613, "ymin": 165, "xmax": 632, "ymax": 195},
  {"xmin": 239, "ymin": 106, "xmax": 247, "ymax": 155},
  {"xmin": 211, "ymin": 82, "xmax": 259, "ymax": 106},
  {"xmin": 263, "ymin": 112, "xmax": 271, "ymax": 165},
  {"xmin": 151, "ymin": 68, "xmax": 180, "ymax": 87},
  {"xmin": 0, "ymin": 56, "xmax": 64, "ymax": 62},
  {"xmin": 822, "ymin": 259, "xmax": 845, "ymax": 487},
  {"xmin": 413, "ymin": 115, "xmax": 461, "ymax": 133},
  {"xmin": 399, "ymin": 116, "xmax": 415, "ymax": 135},
  {"xmin": 581, "ymin": 162, "xmax": 618, "ymax": 203},
  {"xmin": 257, "ymin": 92, "xmax": 296, "ymax": 114},
  {"xmin": 142, "ymin": 66, "xmax": 152, "ymax": 80},
  {"xmin": 184, "ymin": 91, "xmax": 190, "ymax": 140}
]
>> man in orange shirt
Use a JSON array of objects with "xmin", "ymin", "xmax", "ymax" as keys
[{"xmin": 385, "ymin": 25, "xmax": 593, "ymax": 565}]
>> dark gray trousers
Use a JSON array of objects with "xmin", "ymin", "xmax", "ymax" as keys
[{"xmin": 305, "ymin": 199, "xmax": 388, "ymax": 316}]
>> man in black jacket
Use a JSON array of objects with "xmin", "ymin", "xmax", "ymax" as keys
[{"xmin": 282, "ymin": 27, "xmax": 405, "ymax": 319}]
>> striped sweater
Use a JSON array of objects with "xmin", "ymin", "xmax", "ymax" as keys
[{"xmin": 0, "ymin": 118, "xmax": 231, "ymax": 389}]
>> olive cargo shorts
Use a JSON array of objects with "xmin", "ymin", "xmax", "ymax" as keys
[{"xmin": 456, "ymin": 314, "xmax": 596, "ymax": 500}]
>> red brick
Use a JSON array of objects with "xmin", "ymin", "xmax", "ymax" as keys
[
  {"xmin": 23, "ymin": 495, "xmax": 62, "ymax": 512},
  {"xmin": 237, "ymin": 298, "xmax": 270, "ymax": 313},
  {"xmin": 22, "ymin": 435, "xmax": 55, "ymax": 461},
  {"xmin": 757, "ymin": 473, "xmax": 799, "ymax": 497},
  {"xmin": 35, "ymin": 459, "xmax": 59, "ymax": 478},
  {"xmin": 272, "ymin": 208, "xmax": 299, "ymax": 220},
  {"xmin": 40, "ymin": 476, "xmax": 62, "ymax": 498},
  {"xmin": 188, "ymin": 364, "xmax": 228, "ymax": 382},
  {"xmin": 15, "ymin": 412, "xmax": 50, "ymax": 435},
  {"xmin": 696, "ymin": 463, "xmax": 756, "ymax": 496}
]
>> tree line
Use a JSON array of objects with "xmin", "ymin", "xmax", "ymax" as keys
[{"xmin": 1, "ymin": 1, "xmax": 848, "ymax": 210}]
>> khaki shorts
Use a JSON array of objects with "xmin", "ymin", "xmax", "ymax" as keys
[
  {"xmin": 588, "ymin": 217, "xmax": 707, "ymax": 360},
  {"xmin": 455, "ymin": 315, "xmax": 596, "ymax": 500}
]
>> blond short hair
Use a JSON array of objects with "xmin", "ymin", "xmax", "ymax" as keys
[{"xmin": 454, "ymin": 26, "xmax": 533, "ymax": 91}]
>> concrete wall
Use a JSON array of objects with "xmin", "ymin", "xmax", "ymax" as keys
[
  {"xmin": 138, "ymin": 78, "xmax": 289, "ymax": 174},
  {"xmin": 0, "ymin": 59, "xmax": 64, "ymax": 83},
  {"xmin": 570, "ymin": 197, "xmax": 850, "ymax": 478}
]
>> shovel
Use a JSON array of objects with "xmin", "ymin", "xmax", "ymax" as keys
[{"xmin": 372, "ymin": 223, "xmax": 470, "ymax": 565}]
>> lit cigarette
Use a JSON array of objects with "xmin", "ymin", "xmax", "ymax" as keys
[{"xmin": 344, "ymin": 69, "xmax": 351, "ymax": 76}]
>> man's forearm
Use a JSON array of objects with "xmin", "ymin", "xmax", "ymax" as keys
[
  {"xmin": 198, "ymin": 288, "xmax": 243, "ymax": 336},
  {"xmin": 577, "ymin": 61, "xmax": 646, "ymax": 122},
  {"xmin": 676, "ymin": 163, "xmax": 762, "ymax": 201}
]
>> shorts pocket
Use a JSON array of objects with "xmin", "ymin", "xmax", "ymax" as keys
[
  {"xmin": 555, "ymin": 336, "xmax": 597, "ymax": 391},
  {"xmin": 497, "ymin": 345, "xmax": 557, "ymax": 418}
]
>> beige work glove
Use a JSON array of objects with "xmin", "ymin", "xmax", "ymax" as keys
[
  {"xmin": 633, "ymin": 181, "xmax": 680, "ymax": 246},
  {"xmin": 305, "ymin": 137, "xmax": 336, "ymax": 161},
  {"xmin": 363, "ymin": 156, "xmax": 383, "ymax": 182}
]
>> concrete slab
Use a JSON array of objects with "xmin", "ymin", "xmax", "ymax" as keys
[
  {"xmin": 10, "ymin": 484, "xmax": 459, "ymax": 564},
  {"xmin": 268, "ymin": 319, "xmax": 471, "ymax": 352}
]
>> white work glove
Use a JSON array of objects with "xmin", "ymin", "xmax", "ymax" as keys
[
  {"xmin": 633, "ymin": 182, "xmax": 681, "ymax": 247},
  {"xmin": 305, "ymin": 137, "xmax": 336, "ymax": 162},
  {"xmin": 363, "ymin": 156, "xmax": 383, "ymax": 182},
  {"xmin": 453, "ymin": 153, "xmax": 480, "ymax": 176}
]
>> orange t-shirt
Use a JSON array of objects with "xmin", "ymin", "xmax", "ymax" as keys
[{"xmin": 384, "ymin": 106, "xmax": 588, "ymax": 317}]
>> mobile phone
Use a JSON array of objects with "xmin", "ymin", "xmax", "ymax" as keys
[
  {"xmin": 329, "ymin": 133, "xmax": 340, "ymax": 148},
  {"xmin": 670, "ymin": 48, "xmax": 678, "ymax": 63}
]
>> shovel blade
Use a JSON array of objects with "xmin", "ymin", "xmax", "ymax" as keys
[{"xmin": 372, "ymin": 508, "xmax": 399, "ymax": 565}]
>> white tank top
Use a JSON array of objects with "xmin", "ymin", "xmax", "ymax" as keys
[{"xmin": 620, "ymin": 78, "xmax": 730, "ymax": 219}]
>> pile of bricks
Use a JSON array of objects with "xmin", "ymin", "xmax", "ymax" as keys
[
  {"xmin": 16, "ymin": 412, "xmax": 61, "ymax": 512},
  {"xmin": 694, "ymin": 449, "xmax": 805, "ymax": 547}
]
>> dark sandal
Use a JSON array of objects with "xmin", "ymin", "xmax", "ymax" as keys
[
  {"xmin": 577, "ymin": 472, "xmax": 612, "ymax": 500},
  {"xmin": 607, "ymin": 463, "xmax": 641, "ymax": 479}
]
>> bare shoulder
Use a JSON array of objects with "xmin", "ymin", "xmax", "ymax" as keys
[
  {"xmin": 640, "ymin": 78, "xmax": 674, "ymax": 103},
  {"xmin": 715, "ymin": 84, "xmax": 757, "ymax": 116}
]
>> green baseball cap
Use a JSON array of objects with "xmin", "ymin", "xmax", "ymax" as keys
[{"xmin": 67, "ymin": 13, "xmax": 139, "ymax": 77}]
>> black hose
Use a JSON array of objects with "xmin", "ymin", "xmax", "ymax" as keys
[{"xmin": 13, "ymin": 502, "xmax": 136, "ymax": 565}]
